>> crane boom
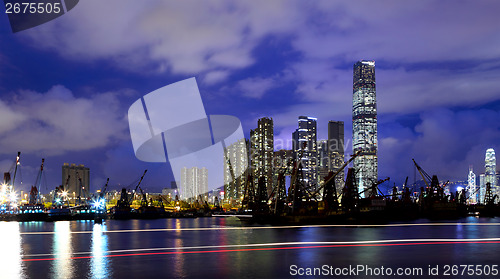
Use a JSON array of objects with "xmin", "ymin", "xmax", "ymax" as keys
[
  {"xmin": 412, "ymin": 159, "xmax": 431, "ymax": 189},
  {"xmin": 134, "ymin": 170, "xmax": 148, "ymax": 193},
  {"xmin": 64, "ymin": 175, "xmax": 70, "ymax": 191},
  {"xmin": 12, "ymin": 152, "xmax": 21, "ymax": 191},
  {"xmin": 310, "ymin": 150, "xmax": 362, "ymax": 197},
  {"xmin": 34, "ymin": 158, "xmax": 45, "ymax": 191},
  {"xmin": 130, "ymin": 170, "xmax": 147, "ymax": 203},
  {"xmin": 100, "ymin": 178, "xmax": 109, "ymax": 198}
]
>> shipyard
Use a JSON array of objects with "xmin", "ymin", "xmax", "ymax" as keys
[{"xmin": 1, "ymin": 146, "xmax": 498, "ymax": 224}]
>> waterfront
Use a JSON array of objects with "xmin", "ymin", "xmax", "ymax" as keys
[{"xmin": 1, "ymin": 217, "xmax": 499, "ymax": 278}]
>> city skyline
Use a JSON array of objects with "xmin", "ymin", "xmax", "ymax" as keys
[{"xmin": 1, "ymin": 1, "xmax": 500, "ymax": 192}]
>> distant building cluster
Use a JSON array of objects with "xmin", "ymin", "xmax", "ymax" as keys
[
  {"xmin": 465, "ymin": 148, "xmax": 500, "ymax": 204},
  {"xmin": 217, "ymin": 60, "xmax": 379, "ymax": 204}
]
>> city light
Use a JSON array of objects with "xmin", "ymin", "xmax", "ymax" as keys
[
  {"xmin": 9, "ymin": 192, "xmax": 17, "ymax": 202},
  {"xmin": 91, "ymin": 199, "xmax": 106, "ymax": 210}
]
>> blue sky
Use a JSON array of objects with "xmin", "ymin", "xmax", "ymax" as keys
[{"xmin": 1, "ymin": 0, "xmax": 500, "ymax": 192}]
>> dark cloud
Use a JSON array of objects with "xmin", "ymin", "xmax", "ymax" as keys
[{"xmin": 0, "ymin": 85, "xmax": 128, "ymax": 155}]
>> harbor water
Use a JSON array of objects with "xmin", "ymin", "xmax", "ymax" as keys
[{"xmin": 2, "ymin": 217, "xmax": 500, "ymax": 278}]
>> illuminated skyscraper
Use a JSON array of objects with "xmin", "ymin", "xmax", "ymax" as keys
[
  {"xmin": 180, "ymin": 167, "xmax": 208, "ymax": 200},
  {"xmin": 467, "ymin": 166, "xmax": 477, "ymax": 204},
  {"xmin": 483, "ymin": 148, "xmax": 497, "ymax": 201},
  {"xmin": 223, "ymin": 138, "xmax": 249, "ymax": 202},
  {"xmin": 250, "ymin": 117, "xmax": 274, "ymax": 196},
  {"xmin": 352, "ymin": 60, "xmax": 378, "ymax": 197},
  {"xmin": 292, "ymin": 116, "xmax": 318, "ymax": 190}
]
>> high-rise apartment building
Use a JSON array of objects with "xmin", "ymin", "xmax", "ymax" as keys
[
  {"xmin": 223, "ymin": 138, "xmax": 249, "ymax": 202},
  {"xmin": 352, "ymin": 60, "xmax": 378, "ymax": 197},
  {"xmin": 249, "ymin": 117, "xmax": 274, "ymax": 197},
  {"xmin": 292, "ymin": 116, "xmax": 318, "ymax": 190},
  {"xmin": 180, "ymin": 167, "xmax": 208, "ymax": 200}
]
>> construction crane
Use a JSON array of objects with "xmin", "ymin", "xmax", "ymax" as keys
[
  {"xmin": 75, "ymin": 171, "xmax": 88, "ymax": 205},
  {"xmin": 412, "ymin": 159, "xmax": 432, "ymax": 189},
  {"xmin": 358, "ymin": 177, "xmax": 391, "ymax": 198},
  {"xmin": 137, "ymin": 186, "xmax": 148, "ymax": 207},
  {"xmin": 29, "ymin": 158, "xmax": 45, "ymax": 205},
  {"xmin": 63, "ymin": 175, "xmax": 70, "ymax": 191},
  {"xmin": 311, "ymin": 150, "xmax": 362, "ymax": 198},
  {"xmin": 92, "ymin": 178, "xmax": 109, "ymax": 213},
  {"xmin": 99, "ymin": 178, "xmax": 109, "ymax": 199},
  {"xmin": 130, "ymin": 170, "xmax": 148, "ymax": 204},
  {"xmin": 11, "ymin": 152, "xmax": 21, "ymax": 192},
  {"xmin": 112, "ymin": 170, "xmax": 148, "ymax": 219},
  {"xmin": 241, "ymin": 173, "xmax": 256, "ymax": 210}
]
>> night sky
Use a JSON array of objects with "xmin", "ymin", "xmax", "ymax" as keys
[{"xmin": 1, "ymin": 0, "xmax": 500, "ymax": 193}]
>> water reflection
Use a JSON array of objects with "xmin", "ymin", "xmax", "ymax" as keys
[
  {"xmin": 172, "ymin": 219, "xmax": 186, "ymax": 278},
  {"xmin": 0, "ymin": 222, "xmax": 24, "ymax": 278},
  {"xmin": 90, "ymin": 223, "xmax": 110, "ymax": 279},
  {"xmin": 51, "ymin": 221, "xmax": 74, "ymax": 279}
]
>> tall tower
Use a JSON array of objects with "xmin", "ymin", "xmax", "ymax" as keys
[
  {"xmin": 467, "ymin": 166, "xmax": 477, "ymax": 204},
  {"xmin": 250, "ymin": 117, "xmax": 274, "ymax": 197},
  {"xmin": 292, "ymin": 116, "xmax": 318, "ymax": 190},
  {"xmin": 484, "ymin": 148, "xmax": 497, "ymax": 201},
  {"xmin": 352, "ymin": 60, "xmax": 378, "ymax": 197},
  {"xmin": 328, "ymin": 120, "xmax": 345, "ymax": 192}
]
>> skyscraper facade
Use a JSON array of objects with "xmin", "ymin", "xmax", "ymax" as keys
[
  {"xmin": 292, "ymin": 116, "xmax": 318, "ymax": 190},
  {"xmin": 479, "ymin": 173, "xmax": 485, "ymax": 203},
  {"xmin": 317, "ymin": 140, "xmax": 330, "ymax": 185},
  {"xmin": 62, "ymin": 163, "xmax": 90, "ymax": 198},
  {"xmin": 223, "ymin": 138, "xmax": 249, "ymax": 202},
  {"xmin": 328, "ymin": 120, "xmax": 345, "ymax": 192},
  {"xmin": 250, "ymin": 117, "xmax": 274, "ymax": 196},
  {"xmin": 180, "ymin": 167, "xmax": 208, "ymax": 200},
  {"xmin": 484, "ymin": 148, "xmax": 497, "ymax": 201},
  {"xmin": 318, "ymin": 140, "xmax": 329, "ymax": 168},
  {"xmin": 352, "ymin": 60, "xmax": 378, "ymax": 197},
  {"xmin": 467, "ymin": 166, "xmax": 477, "ymax": 204}
]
